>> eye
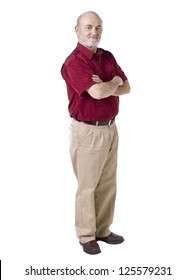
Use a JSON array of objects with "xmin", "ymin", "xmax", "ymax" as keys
[{"xmin": 86, "ymin": 25, "xmax": 92, "ymax": 31}]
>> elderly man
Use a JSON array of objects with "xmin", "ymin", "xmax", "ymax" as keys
[{"xmin": 61, "ymin": 11, "xmax": 130, "ymax": 254}]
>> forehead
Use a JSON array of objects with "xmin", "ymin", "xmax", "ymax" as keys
[{"xmin": 79, "ymin": 13, "xmax": 102, "ymax": 26}]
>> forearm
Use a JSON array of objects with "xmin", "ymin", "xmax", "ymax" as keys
[
  {"xmin": 87, "ymin": 76, "xmax": 123, "ymax": 99},
  {"xmin": 112, "ymin": 80, "xmax": 131, "ymax": 96}
]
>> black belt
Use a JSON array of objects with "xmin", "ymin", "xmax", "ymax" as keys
[{"xmin": 80, "ymin": 118, "xmax": 115, "ymax": 126}]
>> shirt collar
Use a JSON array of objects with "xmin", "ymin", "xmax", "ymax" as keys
[{"xmin": 77, "ymin": 42, "xmax": 103, "ymax": 60}]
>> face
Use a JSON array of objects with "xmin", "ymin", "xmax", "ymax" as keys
[{"xmin": 75, "ymin": 12, "xmax": 103, "ymax": 51}]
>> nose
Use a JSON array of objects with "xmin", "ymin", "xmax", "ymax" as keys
[{"xmin": 91, "ymin": 27, "xmax": 98, "ymax": 35}]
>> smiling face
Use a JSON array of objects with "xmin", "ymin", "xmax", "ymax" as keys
[{"xmin": 75, "ymin": 11, "xmax": 103, "ymax": 52}]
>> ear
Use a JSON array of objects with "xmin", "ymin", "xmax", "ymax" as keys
[{"xmin": 75, "ymin": 25, "xmax": 79, "ymax": 34}]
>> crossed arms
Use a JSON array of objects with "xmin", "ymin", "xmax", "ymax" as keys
[{"xmin": 87, "ymin": 75, "xmax": 131, "ymax": 99}]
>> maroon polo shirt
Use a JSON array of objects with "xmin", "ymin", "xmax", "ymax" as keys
[{"xmin": 61, "ymin": 43, "xmax": 127, "ymax": 121}]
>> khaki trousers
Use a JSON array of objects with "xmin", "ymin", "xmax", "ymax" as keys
[{"xmin": 69, "ymin": 119, "xmax": 118, "ymax": 243}]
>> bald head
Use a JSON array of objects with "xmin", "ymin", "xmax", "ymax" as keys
[{"xmin": 77, "ymin": 11, "xmax": 103, "ymax": 26}]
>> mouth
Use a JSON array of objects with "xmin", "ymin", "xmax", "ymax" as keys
[{"xmin": 89, "ymin": 37, "xmax": 98, "ymax": 40}]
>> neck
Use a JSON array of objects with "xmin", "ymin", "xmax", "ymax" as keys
[{"xmin": 86, "ymin": 45, "xmax": 97, "ymax": 52}]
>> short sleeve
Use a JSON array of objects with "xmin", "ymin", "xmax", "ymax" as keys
[{"xmin": 61, "ymin": 59, "xmax": 96, "ymax": 96}]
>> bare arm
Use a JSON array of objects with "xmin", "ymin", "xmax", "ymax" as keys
[
  {"xmin": 112, "ymin": 80, "xmax": 131, "ymax": 96},
  {"xmin": 87, "ymin": 75, "xmax": 130, "ymax": 99}
]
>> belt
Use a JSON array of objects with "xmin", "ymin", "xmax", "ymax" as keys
[{"xmin": 80, "ymin": 117, "xmax": 115, "ymax": 126}]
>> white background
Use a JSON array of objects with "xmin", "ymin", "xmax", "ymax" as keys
[{"xmin": 0, "ymin": 0, "xmax": 195, "ymax": 279}]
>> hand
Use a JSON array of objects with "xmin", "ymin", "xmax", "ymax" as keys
[{"xmin": 92, "ymin": 74, "xmax": 103, "ymax": 83}]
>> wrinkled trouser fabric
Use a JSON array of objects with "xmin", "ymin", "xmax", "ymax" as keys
[{"xmin": 69, "ymin": 119, "xmax": 118, "ymax": 243}]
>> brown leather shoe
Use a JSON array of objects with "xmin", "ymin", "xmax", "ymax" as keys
[
  {"xmin": 96, "ymin": 232, "xmax": 124, "ymax": 244},
  {"xmin": 80, "ymin": 240, "xmax": 101, "ymax": 254}
]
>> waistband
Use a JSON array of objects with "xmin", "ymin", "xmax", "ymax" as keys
[{"xmin": 76, "ymin": 117, "xmax": 115, "ymax": 126}]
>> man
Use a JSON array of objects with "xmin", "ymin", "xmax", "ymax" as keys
[{"xmin": 61, "ymin": 11, "xmax": 130, "ymax": 254}]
